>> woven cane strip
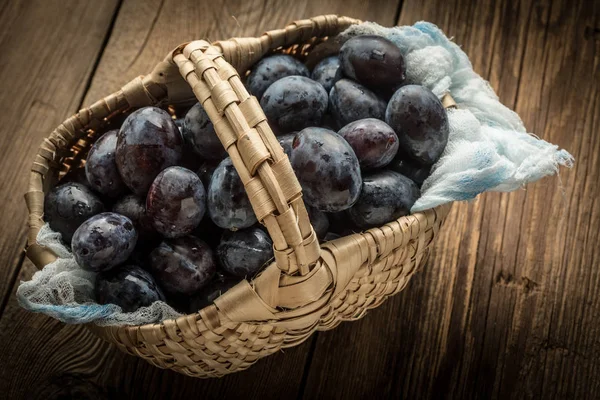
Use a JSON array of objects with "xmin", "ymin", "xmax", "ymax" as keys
[{"xmin": 214, "ymin": 15, "xmax": 361, "ymax": 73}]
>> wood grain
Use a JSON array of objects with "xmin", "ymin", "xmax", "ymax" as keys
[
  {"xmin": 0, "ymin": 0, "xmax": 120, "ymax": 315},
  {"xmin": 0, "ymin": 1, "xmax": 400, "ymax": 399},
  {"xmin": 301, "ymin": 0, "xmax": 600, "ymax": 399}
]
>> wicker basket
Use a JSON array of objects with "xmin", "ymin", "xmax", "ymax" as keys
[{"xmin": 25, "ymin": 15, "xmax": 452, "ymax": 378}]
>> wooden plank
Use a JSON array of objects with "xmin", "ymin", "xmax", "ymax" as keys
[
  {"xmin": 0, "ymin": 0, "xmax": 120, "ymax": 314},
  {"xmin": 0, "ymin": 1, "xmax": 401, "ymax": 399},
  {"xmin": 487, "ymin": 1, "xmax": 600, "ymax": 398},
  {"xmin": 302, "ymin": 0, "xmax": 600, "ymax": 399}
]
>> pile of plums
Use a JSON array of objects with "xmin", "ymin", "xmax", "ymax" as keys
[{"xmin": 44, "ymin": 35, "xmax": 449, "ymax": 315}]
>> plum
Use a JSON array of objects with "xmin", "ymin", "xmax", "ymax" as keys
[
  {"xmin": 347, "ymin": 170, "xmax": 420, "ymax": 229},
  {"xmin": 116, "ymin": 106, "xmax": 183, "ymax": 195},
  {"xmin": 182, "ymin": 103, "xmax": 227, "ymax": 161},
  {"xmin": 311, "ymin": 56, "xmax": 343, "ymax": 93},
  {"xmin": 112, "ymin": 194, "xmax": 156, "ymax": 239},
  {"xmin": 44, "ymin": 182, "xmax": 104, "ymax": 243},
  {"xmin": 290, "ymin": 127, "xmax": 362, "ymax": 212},
  {"xmin": 387, "ymin": 154, "xmax": 432, "ymax": 186},
  {"xmin": 385, "ymin": 85, "xmax": 449, "ymax": 165},
  {"xmin": 217, "ymin": 227, "xmax": 273, "ymax": 278},
  {"xmin": 71, "ymin": 212, "xmax": 137, "ymax": 272},
  {"xmin": 146, "ymin": 166, "xmax": 206, "ymax": 238},
  {"xmin": 329, "ymin": 79, "xmax": 386, "ymax": 128},
  {"xmin": 95, "ymin": 265, "xmax": 165, "ymax": 312},
  {"xmin": 85, "ymin": 130, "xmax": 127, "ymax": 198},
  {"xmin": 338, "ymin": 118, "xmax": 399, "ymax": 170},
  {"xmin": 246, "ymin": 54, "xmax": 310, "ymax": 99},
  {"xmin": 339, "ymin": 35, "xmax": 405, "ymax": 92},
  {"xmin": 260, "ymin": 76, "xmax": 328, "ymax": 133},
  {"xmin": 207, "ymin": 157, "xmax": 256, "ymax": 230},
  {"xmin": 149, "ymin": 236, "xmax": 216, "ymax": 296}
]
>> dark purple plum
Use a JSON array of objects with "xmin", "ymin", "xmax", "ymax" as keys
[
  {"xmin": 339, "ymin": 35, "xmax": 405, "ymax": 92},
  {"xmin": 290, "ymin": 127, "xmax": 362, "ymax": 212},
  {"xmin": 246, "ymin": 54, "xmax": 310, "ymax": 99},
  {"xmin": 189, "ymin": 277, "xmax": 238, "ymax": 312},
  {"xmin": 116, "ymin": 106, "xmax": 183, "ymax": 195},
  {"xmin": 149, "ymin": 236, "xmax": 216, "ymax": 296},
  {"xmin": 217, "ymin": 228, "xmax": 273, "ymax": 278},
  {"xmin": 260, "ymin": 76, "xmax": 328, "ymax": 133},
  {"xmin": 388, "ymin": 155, "xmax": 432, "ymax": 186},
  {"xmin": 44, "ymin": 182, "xmax": 105, "ymax": 243},
  {"xmin": 329, "ymin": 79, "xmax": 386, "ymax": 128},
  {"xmin": 196, "ymin": 161, "xmax": 219, "ymax": 188},
  {"xmin": 182, "ymin": 103, "xmax": 227, "ymax": 161},
  {"xmin": 311, "ymin": 56, "xmax": 343, "ymax": 93},
  {"xmin": 112, "ymin": 194, "xmax": 156, "ymax": 239},
  {"xmin": 347, "ymin": 170, "xmax": 420, "ymax": 229},
  {"xmin": 385, "ymin": 85, "xmax": 449, "ymax": 165},
  {"xmin": 71, "ymin": 212, "xmax": 137, "ymax": 272},
  {"xmin": 146, "ymin": 166, "xmax": 206, "ymax": 238},
  {"xmin": 277, "ymin": 133, "xmax": 297, "ymax": 158},
  {"xmin": 338, "ymin": 118, "xmax": 399, "ymax": 170},
  {"xmin": 85, "ymin": 130, "xmax": 127, "ymax": 198},
  {"xmin": 307, "ymin": 206, "xmax": 329, "ymax": 240},
  {"xmin": 207, "ymin": 157, "xmax": 257, "ymax": 230},
  {"xmin": 95, "ymin": 265, "xmax": 165, "ymax": 312}
]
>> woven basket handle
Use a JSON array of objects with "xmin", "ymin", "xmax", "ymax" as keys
[
  {"xmin": 172, "ymin": 45, "xmax": 316, "ymax": 275},
  {"xmin": 171, "ymin": 16, "xmax": 358, "ymax": 276}
]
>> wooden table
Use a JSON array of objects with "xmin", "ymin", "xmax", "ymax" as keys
[{"xmin": 0, "ymin": 0, "xmax": 598, "ymax": 398}]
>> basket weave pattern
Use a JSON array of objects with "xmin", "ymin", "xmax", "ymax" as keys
[{"xmin": 25, "ymin": 15, "xmax": 451, "ymax": 378}]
